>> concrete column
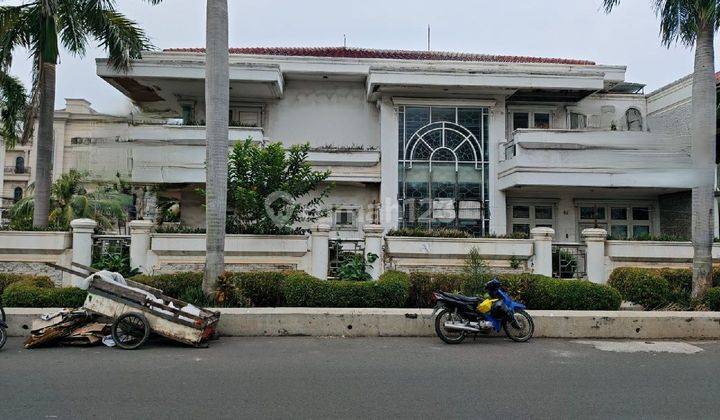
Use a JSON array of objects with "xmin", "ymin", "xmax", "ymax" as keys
[
  {"xmin": 363, "ymin": 224, "xmax": 385, "ymax": 280},
  {"xmin": 70, "ymin": 218, "xmax": 97, "ymax": 285},
  {"xmin": 378, "ymin": 98, "xmax": 399, "ymax": 230},
  {"xmin": 530, "ymin": 227, "xmax": 554, "ymax": 277},
  {"xmin": 583, "ymin": 228, "xmax": 608, "ymax": 284},
  {"xmin": 310, "ymin": 223, "xmax": 331, "ymax": 280},
  {"xmin": 129, "ymin": 220, "xmax": 154, "ymax": 274}
]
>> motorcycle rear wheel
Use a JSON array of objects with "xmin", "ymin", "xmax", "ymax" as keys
[
  {"xmin": 0, "ymin": 327, "xmax": 6, "ymax": 350},
  {"xmin": 503, "ymin": 310, "xmax": 534, "ymax": 342},
  {"xmin": 434, "ymin": 308, "xmax": 467, "ymax": 344}
]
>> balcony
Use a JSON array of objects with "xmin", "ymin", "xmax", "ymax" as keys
[
  {"xmin": 497, "ymin": 129, "xmax": 694, "ymax": 190},
  {"xmin": 4, "ymin": 166, "xmax": 31, "ymax": 176},
  {"xmin": 66, "ymin": 123, "xmax": 264, "ymax": 183}
]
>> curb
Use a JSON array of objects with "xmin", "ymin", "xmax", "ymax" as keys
[{"xmin": 6, "ymin": 308, "xmax": 720, "ymax": 339}]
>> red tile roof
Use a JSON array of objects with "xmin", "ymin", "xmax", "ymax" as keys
[{"xmin": 163, "ymin": 46, "xmax": 596, "ymax": 66}]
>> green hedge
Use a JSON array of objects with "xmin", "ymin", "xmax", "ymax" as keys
[
  {"xmin": 131, "ymin": 272, "xmax": 209, "ymax": 305},
  {"xmin": 406, "ymin": 272, "xmax": 621, "ymax": 310},
  {"xmin": 2, "ymin": 281, "xmax": 87, "ymax": 308},
  {"xmin": 0, "ymin": 273, "xmax": 53, "ymax": 296},
  {"xmin": 705, "ymin": 287, "xmax": 720, "ymax": 311},
  {"xmin": 608, "ymin": 268, "xmax": 671, "ymax": 309},
  {"xmin": 133, "ymin": 271, "xmax": 410, "ymax": 308},
  {"xmin": 283, "ymin": 271, "xmax": 409, "ymax": 308}
]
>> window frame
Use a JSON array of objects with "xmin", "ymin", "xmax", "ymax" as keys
[
  {"xmin": 507, "ymin": 200, "xmax": 558, "ymax": 236},
  {"xmin": 331, "ymin": 206, "xmax": 360, "ymax": 231},
  {"xmin": 575, "ymin": 201, "xmax": 656, "ymax": 240},
  {"xmin": 229, "ymin": 104, "xmax": 263, "ymax": 128},
  {"xmin": 508, "ymin": 106, "xmax": 556, "ymax": 131},
  {"xmin": 397, "ymin": 105, "xmax": 489, "ymax": 235}
]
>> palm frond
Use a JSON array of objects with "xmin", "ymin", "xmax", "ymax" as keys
[
  {"xmin": 602, "ymin": 0, "xmax": 622, "ymax": 13},
  {"xmin": 0, "ymin": 70, "xmax": 28, "ymax": 149},
  {"xmin": 81, "ymin": 2, "xmax": 155, "ymax": 71}
]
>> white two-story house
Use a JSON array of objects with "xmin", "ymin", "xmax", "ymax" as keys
[{"xmin": 19, "ymin": 46, "xmax": 703, "ymax": 241}]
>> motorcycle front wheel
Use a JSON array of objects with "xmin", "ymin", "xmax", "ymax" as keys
[
  {"xmin": 0, "ymin": 327, "xmax": 6, "ymax": 350},
  {"xmin": 503, "ymin": 310, "xmax": 534, "ymax": 342},
  {"xmin": 434, "ymin": 308, "xmax": 467, "ymax": 344}
]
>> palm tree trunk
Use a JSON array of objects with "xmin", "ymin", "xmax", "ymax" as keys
[
  {"xmin": 32, "ymin": 60, "xmax": 56, "ymax": 228},
  {"xmin": 203, "ymin": 0, "xmax": 229, "ymax": 297},
  {"xmin": 690, "ymin": 24, "xmax": 717, "ymax": 299}
]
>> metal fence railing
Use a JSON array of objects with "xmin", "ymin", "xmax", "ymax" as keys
[
  {"xmin": 328, "ymin": 238, "xmax": 365, "ymax": 279},
  {"xmin": 551, "ymin": 242, "xmax": 587, "ymax": 279}
]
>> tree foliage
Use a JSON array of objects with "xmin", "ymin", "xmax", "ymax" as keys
[
  {"xmin": 0, "ymin": 70, "xmax": 27, "ymax": 149},
  {"xmin": 226, "ymin": 139, "xmax": 332, "ymax": 234},
  {"xmin": 603, "ymin": 0, "xmax": 720, "ymax": 46},
  {"xmin": 8, "ymin": 170, "xmax": 132, "ymax": 231}
]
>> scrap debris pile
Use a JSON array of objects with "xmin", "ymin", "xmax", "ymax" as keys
[
  {"xmin": 24, "ymin": 270, "xmax": 203, "ymax": 349},
  {"xmin": 24, "ymin": 309, "xmax": 108, "ymax": 349}
]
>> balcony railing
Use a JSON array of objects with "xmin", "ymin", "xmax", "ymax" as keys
[
  {"xmin": 497, "ymin": 128, "xmax": 693, "ymax": 190},
  {"xmin": 4, "ymin": 166, "xmax": 31, "ymax": 175}
]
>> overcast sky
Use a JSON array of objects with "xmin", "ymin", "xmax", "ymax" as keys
[{"xmin": 7, "ymin": 0, "xmax": 720, "ymax": 114}]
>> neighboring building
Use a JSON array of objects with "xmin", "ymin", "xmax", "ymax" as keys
[
  {"xmin": 1, "ymin": 137, "xmax": 33, "ymax": 222},
  {"xmin": 9, "ymin": 47, "xmax": 706, "ymax": 240},
  {"xmin": 645, "ymin": 72, "xmax": 720, "ymax": 239}
]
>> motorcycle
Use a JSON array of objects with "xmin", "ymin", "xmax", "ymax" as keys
[
  {"xmin": 431, "ymin": 279, "xmax": 534, "ymax": 344},
  {"xmin": 0, "ymin": 301, "xmax": 6, "ymax": 349}
]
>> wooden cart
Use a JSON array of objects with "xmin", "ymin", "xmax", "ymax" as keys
[{"xmin": 47, "ymin": 263, "xmax": 221, "ymax": 349}]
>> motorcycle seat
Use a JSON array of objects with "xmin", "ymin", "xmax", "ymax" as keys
[{"xmin": 441, "ymin": 292, "xmax": 481, "ymax": 304}]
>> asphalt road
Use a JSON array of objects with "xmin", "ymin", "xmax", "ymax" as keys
[{"xmin": 1, "ymin": 337, "xmax": 719, "ymax": 420}]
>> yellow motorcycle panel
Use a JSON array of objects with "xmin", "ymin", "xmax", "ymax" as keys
[{"xmin": 478, "ymin": 298, "xmax": 498, "ymax": 314}]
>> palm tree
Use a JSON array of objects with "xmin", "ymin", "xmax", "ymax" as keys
[
  {"xmin": 9, "ymin": 170, "xmax": 132, "ymax": 231},
  {"xmin": 0, "ymin": 70, "xmax": 27, "ymax": 149},
  {"xmin": 0, "ymin": 0, "xmax": 162, "ymax": 228},
  {"xmin": 603, "ymin": 1, "xmax": 718, "ymax": 299},
  {"xmin": 203, "ymin": 0, "xmax": 229, "ymax": 297}
]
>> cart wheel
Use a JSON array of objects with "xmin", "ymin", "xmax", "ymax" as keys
[{"xmin": 112, "ymin": 313, "xmax": 150, "ymax": 350}]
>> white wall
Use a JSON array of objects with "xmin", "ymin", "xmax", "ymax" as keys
[{"xmin": 264, "ymin": 80, "xmax": 380, "ymax": 149}]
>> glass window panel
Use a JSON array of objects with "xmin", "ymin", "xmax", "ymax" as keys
[
  {"xmin": 513, "ymin": 206, "xmax": 530, "ymax": 219},
  {"xmin": 570, "ymin": 113, "xmax": 587, "ymax": 130},
  {"xmin": 633, "ymin": 225, "xmax": 650, "ymax": 238},
  {"xmin": 513, "ymin": 112, "xmax": 529, "ymax": 130},
  {"xmin": 535, "ymin": 206, "xmax": 553, "ymax": 220},
  {"xmin": 405, "ymin": 107, "xmax": 430, "ymax": 140},
  {"xmin": 398, "ymin": 108, "xmax": 405, "ymax": 158},
  {"xmin": 431, "ymin": 107, "xmax": 456, "ymax": 123},
  {"xmin": 611, "ymin": 207, "xmax": 628, "ymax": 220},
  {"xmin": 536, "ymin": 224, "xmax": 553, "ymax": 228},
  {"xmin": 513, "ymin": 224, "xmax": 531, "ymax": 236},
  {"xmin": 431, "ymin": 148, "xmax": 455, "ymax": 162},
  {"xmin": 632, "ymin": 207, "xmax": 650, "ymax": 221},
  {"xmin": 534, "ymin": 113, "xmax": 550, "ymax": 129},
  {"xmin": 580, "ymin": 206, "xmax": 606, "ymax": 220},
  {"xmin": 404, "ymin": 163, "xmax": 430, "ymax": 183},
  {"xmin": 611, "ymin": 225, "xmax": 628, "ymax": 239}
]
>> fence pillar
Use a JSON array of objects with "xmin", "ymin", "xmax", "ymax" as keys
[
  {"xmin": 583, "ymin": 228, "xmax": 607, "ymax": 284},
  {"xmin": 70, "ymin": 218, "xmax": 97, "ymax": 284},
  {"xmin": 129, "ymin": 220, "xmax": 154, "ymax": 274},
  {"xmin": 310, "ymin": 224, "xmax": 331, "ymax": 280},
  {"xmin": 530, "ymin": 227, "xmax": 554, "ymax": 277},
  {"xmin": 363, "ymin": 224, "xmax": 385, "ymax": 280}
]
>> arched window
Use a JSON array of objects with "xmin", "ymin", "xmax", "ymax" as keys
[
  {"xmin": 15, "ymin": 156, "xmax": 25, "ymax": 174},
  {"xmin": 626, "ymin": 108, "xmax": 643, "ymax": 131},
  {"xmin": 398, "ymin": 106, "xmax": 489, "ymax": 235},
  {"xmin": 13, "ymin": 187, "xmax": 22, "ymax": 203}
]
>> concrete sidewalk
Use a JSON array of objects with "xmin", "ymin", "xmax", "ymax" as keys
[{"xmin": 6, "ymin": 307, "xmax": 720, "ymax": 339}]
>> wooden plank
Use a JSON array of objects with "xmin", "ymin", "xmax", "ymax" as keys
[
  {"xmin": 43, "ymin": 262, "xmax": 87, "ymax": 278},
  {"xmin": 71, "ymin": 262, "xmax": 98, "ymax": 274}
]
